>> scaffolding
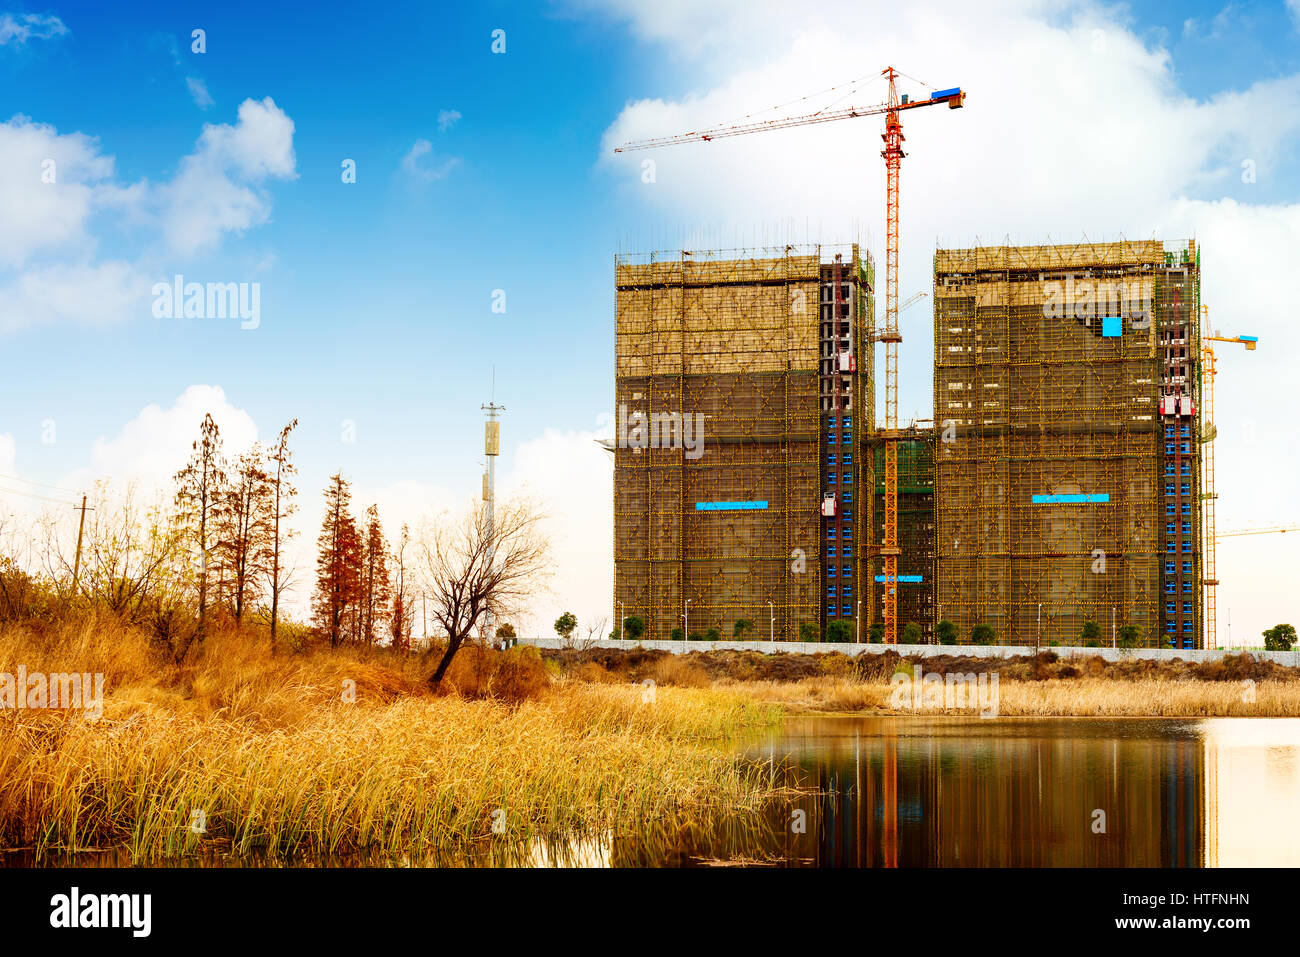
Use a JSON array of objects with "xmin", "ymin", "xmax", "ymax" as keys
[
  {"xmin": 932, "ymin": 240, "xmax": 1199, "ymax": 646},
  {"xmin": 871, "ymin": 429, "xmax": 935, "ymax": 640},
  {"xmin": 614, "ymin": 245, "xmax": 872, "ymax": 641}
]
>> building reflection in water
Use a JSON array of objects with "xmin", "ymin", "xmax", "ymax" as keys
[{"xmin": 721, "ymin": 716, "xmax": 1300, "ymax": 868}]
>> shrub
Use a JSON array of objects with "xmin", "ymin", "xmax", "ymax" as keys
[
  {"xmin": 623, "ymin": 616, "xmax": 645, "ymax": 641},
  {"xmin": 826, "ymin": 620, "xmax": 852, "ymax": 643},
  {"xmin": 971, "ymin": 623, "xmax": 996, "ymax": 645},
  {"xmin": 1263, "ymin": 623, "xmax": 1297, "ymax": 652},
  {"xmin": 670, "ymin": 626, "xmax": 684, "ymax": 641},
  {"xmin": 901, "ymin": 621, "xmax": 922, "ymax": 644},
  {"xmin": 1117, "ymin": 624, "xmax": 1142, "ymax": 649},
  {"xmin": 704, "ymin": 627, "xmax": 721, "ymax": 642},
  {"xmin": 733, "ymin": 618, "xmax": 754, "ymax": 639},
  {"xmin": 868, "ymin": 622, "xmax": 884, "ymax": 644},
  {"xmin": 1079, "ymin": 620, "xmax": 1101, "ymax": 645},
  {"xmin": 936, "ymin": 619, "xmax": 957, "ymax": 646},
  {"xmin": 799, "ymin": 622, "xmax": 820, "ymax": 643}
]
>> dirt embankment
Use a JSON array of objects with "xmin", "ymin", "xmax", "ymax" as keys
[{"xmin": 542, "ymin": 645, "xmax": 1300, "ymax": 688}]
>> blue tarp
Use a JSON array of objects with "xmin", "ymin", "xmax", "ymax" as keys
[
  {"xmin": 695, "ymin": 500, "xmax": 768, "ymax": 511},
  {"xmin": 1032, "ymin": 493, "xmax": 1110, "ymax": 504}
]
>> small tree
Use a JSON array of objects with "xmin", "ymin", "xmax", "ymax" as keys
[
  {"xmin": 705, "ymin": 626, "xmax": 720, "ymax": 641},
  {"xmin": 971, "ymin": 623, "xmax": 996, "ymax": 645},
  {"xmin": 826, "ymin": 620, "xmax": 852, "ymax": 643},
  {"xmin": 869, "ymin": 622, "xmax": 885, "ymax": 644},
  {"xmin": 799, "ymin": 622, "xmax": 820, "ymax": 642},
  {"xmin": 1079, "ymin": 620, "xmax": 1102, "ymax": 646},
  {"xmin": 419, "ymin": 498, "xmax": 550, "ymax": 689},
  {"xmin": 1263, "ymin": 623, "xmax": 1297, "ymax": 652},
  {"xmin": 623, "ymin": 615, "xmax": 645, "ymax": 642},
  {"xmin": 554, "ymin": 611, "xmax": 577, "ymax": 643},
  {"xmin": 901, "ymin": 621, "xmax": 922, "ymax": 644},
  {"xmin": 1117, "ymin": 624, "xmax": 1143, "ymax": 649},
  {"xmin": 496, "ymin": 622, "xmax": 516, "ymax": 639},
  {"xmin": 936, "ymin": 619, "xmax": 957, "ymax": 645},
  {"xmin": 733, "ymin": 618, "xmax": 754, "ymax": 639},
  {"xmin": 670, "ymin": 625, "xmax": 684, "ymax": 641}
]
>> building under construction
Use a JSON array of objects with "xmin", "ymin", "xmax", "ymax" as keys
[
  {"xmin": 613, "ymin": 239, "xmax": 1204, "ymax": 648},
  {"xmin": 613, "ymin": 245, "xmax": 874, "ymax": 642},
  {"xmin": 934, "ymin": 240, "xmax": 1201, "ymax": 648}
]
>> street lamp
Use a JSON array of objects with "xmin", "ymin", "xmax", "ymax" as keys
[
  {"xmin": 1036, "ymin": 602, "xmax": 1042, "ymax": 656},
  {"xmin": 767, "ymin": 601, "xmax": 775, "ymax": 644},
  {"xmin": 856, "ymin": 600, "xmax": 862, "ymax": 644},
  {"xmin": 682, "ymin": 598, "xmax": 692, "ymax": 647},
  {"xmin": 617, "ymin": 600, "xmax": 624, "ymax": 642},
  {"xmin": 1111, "ymin": 606, "xmax": 1116, "ymax": 649}
]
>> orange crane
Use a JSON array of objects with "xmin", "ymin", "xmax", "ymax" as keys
[
  {"xmin": 1200, "ymin": 305, "xmax": 1257, "ymax": 650},
  {"xmin": 616, "ymin": 67, "xmax": 967, "ymax": 644}
]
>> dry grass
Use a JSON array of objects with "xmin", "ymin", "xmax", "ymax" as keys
[
  {"xmin": 0, "ymin": 617, "xmax": 780, "ymax": 861},
  {"xmin": 720, "ymin": 674, "xmax": 1300, "ymax": 717}
]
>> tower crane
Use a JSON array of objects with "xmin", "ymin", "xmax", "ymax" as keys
[
  {"xmin": 1217, "ymin": 525, "xmax": 1299, "ymax": 539},
  {"xmin": 1200, "ymin": 304, "xmax": 1257, "ymax": 650},
  {"xmin": 616, "ymin": 68, "xmax": 966, "ymax": 644}
]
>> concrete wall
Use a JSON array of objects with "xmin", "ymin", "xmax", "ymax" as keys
[{"xmin": 521, "ymin": 637, "xmax": 1300, "ymax": 667}]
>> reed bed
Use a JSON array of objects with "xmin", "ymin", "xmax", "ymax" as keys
[
  {"xmin": 721, "ymin": 675, "xmax": 1300, "ymax": 717},
  {"xmin": 0, "ymin": 619, "xmax": 780, "ymax": 862}
]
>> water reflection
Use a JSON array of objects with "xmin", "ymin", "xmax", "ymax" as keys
[{"xmin": 731, "ymin": 716, "xmax": 1300, "ymax": 867}]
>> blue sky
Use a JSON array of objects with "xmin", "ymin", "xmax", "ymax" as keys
[{"xmin": 2, "ymin": 0, "xmax": 1299, "ymax": 639}]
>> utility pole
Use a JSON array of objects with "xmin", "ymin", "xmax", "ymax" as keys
[
  {"xmin": 70, "ymin": 494, "xmax": 92, "ymax": 598},
  {"xmin": 482, "ymin": 381, "xmax": 505, "ymax": 642}
]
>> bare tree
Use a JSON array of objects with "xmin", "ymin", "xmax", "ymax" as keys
[
  {"xmin": 266, "ymin": 419, "xmax": 298, "ymax": 649},
  {"xmin": 581, "ymin": 615, "xmax": 609, "ymax": 649},
  {"xmin": 390, "ymin": 523, "xmax": 412, "ymax": 652},
  {"xmin": 418, "ymin": 498, "xmax": 550, "ymax": 689}
]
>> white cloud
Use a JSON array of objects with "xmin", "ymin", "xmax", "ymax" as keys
[
  {"xmin": 159, "ymin": 96, "xmax": 297, "ymax": 254},
  {"xmin": 0, "ymin": 12, "xmax": 67, "ymax": 46},
  {"xmin": 401, "ymin": 138, "xmax": 460, "ymax": 182},
  {"xmin": 0, "ymin": 259, "xmax": 149, "ymax": 334},
  {"xmin": 186, "ymin": 76, "xmax": 214, "ymax": 110},
  {"xmin": 0, "ymin": 99, "xmax": 297, "ymax": 333},
  {"xmin": 0, "ymin": 115, "xmax": 117, "ymax": 267},
  {"xmin": 61, "ymin": 385, "xmax": 260, "ymax": 496},
  {"xmin": 437, "ymin": 109, "xmax": 462, "ymax": 132}
]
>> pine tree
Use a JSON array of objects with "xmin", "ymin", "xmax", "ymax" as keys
[
  {"xmin": 216, "ymin": 446, "xmax": 275, "ymax": 625},
  {"xmin": 312, "ymin": 472, "xmax": 362, "ymax": 647},
  {"xmin": 173, "ymin": 414, "xmax": 227, "ymax": 628},
  {"xmin": 359, "ymin": 504, "xmax": 391, "ymax": 645}
]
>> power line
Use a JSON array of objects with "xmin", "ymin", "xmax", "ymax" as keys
[{"xmin": 0, "ymin": 472, "xmax": 85, "ymax": 495}]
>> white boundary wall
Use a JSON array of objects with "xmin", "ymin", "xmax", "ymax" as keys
[{"xmin": 521, "ymin": 637, "xmax": 1300, "ymax": 667}]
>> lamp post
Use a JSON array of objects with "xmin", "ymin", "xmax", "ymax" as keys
[
  {"xmin": 856, "ymin": 600, "xmax": 862, "ymax": 644},
  {"xmin": 682, "ymin": 598, "xmax": 692, "ymax": 648},
  {"xmin": 1111, "ymin": 606, "xmax": 1116, "ymax": 649},
  {"xmin": 1036, "ymin": 602, "xmax": 1042, "ymax": 656},
  {"xmin": 617, "ymin": 600, "xmax": 624, "ymax": 642},
  {"xmin": 768, "ymin": 601, "xmax": 775, "ymax": 645}
]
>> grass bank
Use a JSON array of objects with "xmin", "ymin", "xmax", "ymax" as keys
[
  {"xmin": 0, "ymin": 616, "xmax": 779, "ymax": 862},
  {"xmin": 543, "ymin": 646, "xmax": 1300, "ymax": 717}
]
